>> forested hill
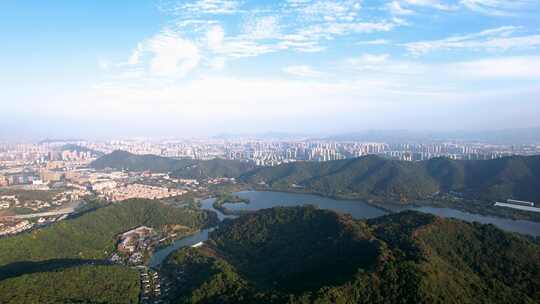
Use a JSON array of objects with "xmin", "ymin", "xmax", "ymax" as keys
[
  {"xmin": 162, "ymin": 206, "xmax": 540, "ymax": 304},
  {"xmin": 0, "ymin": 199, "xmax": 218, "ymax": 304},
  {"xmin": 90, "ymin": 150, "xmax": 256, "ymax": 179},
  {"xmin": 0, "ymin": 199, "xmax": 217, "ymax": 267},
  {"xmin": 90, "ymin": 150, "xmax": 189, "ymax": 172},
  {"xmin": 92, "ymin": 151, "xmax": 540, "ymax": 201},
  {"xmin": 240, "ymin": 155, "xmax": 540, "ymax": 202}
]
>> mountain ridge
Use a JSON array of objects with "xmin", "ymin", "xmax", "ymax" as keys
[
  {"xmin": 161, "ymin": 206, "xmax": 540, "ymax": 303},
  {"xmin": 90, "ymin": 150, "xmax": 256, "ymax": 179},
  {"xmin": 240, "ymin": 154, "xmax": 540, "ymax": 203}
]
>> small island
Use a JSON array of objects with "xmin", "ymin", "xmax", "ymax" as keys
[{"xmin": 212, "ymin": 192, "xmax": 250, "ymax": 215}]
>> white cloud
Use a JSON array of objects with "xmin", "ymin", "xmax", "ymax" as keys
[
  {"xmin": 293, "ymin": 0, "xmax": 362, "ymax": 23},
  {"xmin": 281, "ymin": 21, "xmax": 395, "ymax": 52},
  {"xmin": 357, "ymin": 39, "xmax": 391, "ymax": 45},
  {"xmin": 128, "ymin": 31, "xmax": 201, "ymax": 77},
  {"xmin": 402, "ymin": 0, "xmax": 456, "ymax": 11},
  {"xmin": 154, "ymin": 0, "xmax": 402, "ymax": 61},
  {"xmin": 148, "ymin": 32, "xmax": 200, "ymax": 77},
  {"xmin": 448, "ymin": 56, "xmax": 540, "ymax": 79},
  {"xmin": 386, "ymin": 0, "xmax": 457, "ymax": 15},
  {"xmin": 203, "ymin": 24, "xmax": 281, "ymax": 58},
  {"xmin": 283, "ymin": 65, "xmax": 325, "ymax": 77},
  {"xmin": 344, "ymin": 54, "xmax": 540, "ymax": 83},
  {"xmin": 278, "ymin": 39, "xmax": 326, "ymax": 52},
  {"xmin": 388, "ymin": 1, "xmax": 415, "ymax": 15},
  {"xmin": 128, "ymin": 43, "xmax": 143, "ymax": 65},
  {"xmin": 211, "ymin": 38, "xmax": 278, "ymax": 58},
  {"xmin": 348, "ymin": 54, "xmax": 390, "ymax": 68},
  {"xmin": 206, "ymin": 25, "xmax": 225, "ymax": 50},
  {"xmin": 169, "ymin": 0, "xmax": 241, "ymax": 15},
  {"xmin": 243, "ymin": 15, "xmax": 281, "ymax": 40},
  {"xmin": 461, "ymin": 0, "xmax": 535, "ymax": 16},
  {"xmin": 208, "ymin": 57, "xmax": 226, "ymax": 69},
  {"xmin": 326, "ymin": 21, "xmax": 396, "ymax": 35},
  {"xmin": 402, "ymin": 26, "xmax": 540, "ymax": 55}
]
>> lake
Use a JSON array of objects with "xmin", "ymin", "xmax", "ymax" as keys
[{"xmin": 150, "ymin": 190, "xmax": 540, "ymax": 268}]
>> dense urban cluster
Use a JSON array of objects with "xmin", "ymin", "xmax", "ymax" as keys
[
  {"xmin": 3, "ymin": 139, "xmax": 539, "ymax": 170},
  {"xmin": 83, "ymin": 139, "xmax": 540, "ymax": 164},
  {"xmin": 0, "ymin": 142, "xmax": 199, "ymax": 238}
]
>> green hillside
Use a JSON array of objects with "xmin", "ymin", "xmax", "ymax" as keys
[
  {"xmin": 0, "ymin": 265, "xmax": 140, "ymax": 304},
  {"xmin": 171, "ymin": 158, "xmax": 256, "ymax": 180},
  {"xmin": 91, "ymin": 151, "xmax": 540, "ymax": 203},
  {"xmin": 90, "ymin": 150, "xmax": 255, "ymax": 179},
  {"xmin": 91, "ymin": 150, "xmax": 188, "ymax": 172},
  {"xmin": 0, "ymin": 199, "xmax": 218, "ymax": 304},
  {"xmin": 0, "ymin": 199, "xmax": 217, "ymax": 267},
  {"xmin": 240, "ymin": 155, "xmax": 540, "ymax": 203},
  {"xmin": 161, "ymin": 206, "xmax": 540, "ymax": 304}
]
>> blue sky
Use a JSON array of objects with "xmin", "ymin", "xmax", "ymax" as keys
[{"xmin": 1, "ymin": 0, "xmax": 539, "ymax": 139}]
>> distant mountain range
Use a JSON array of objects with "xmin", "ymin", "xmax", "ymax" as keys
[
  {"xmin": 241, "ymin": 154, "xmax": 540, "ymax": 203},
  {"xmin": 162, "ymin": 206, "xmax": 540, "ymax": 303},
  {"xmin": 90, "ymin": 150, "xmax": 256, "ymax": 179}
]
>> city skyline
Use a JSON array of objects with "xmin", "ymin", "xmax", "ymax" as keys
[{"xmin": 1, "ymin": 0, "xmax": 540, "ymax": 139}]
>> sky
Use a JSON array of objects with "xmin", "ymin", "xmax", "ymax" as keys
[{"xmin": 1, "ymin": 0, "xmax": 539, "ymax": 139}]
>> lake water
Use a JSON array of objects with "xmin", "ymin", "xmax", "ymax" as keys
[
  {"xmin": 409, "ymin": 206, "xmax": 540, "ymax": 237},
  {"xmin": 150, "ymin": 190, "xmax": 540, "ymax": 268},
  {"xmin": 222, "ymin": 191, "xmax": 387, "ymax": 219},
  {"xmin": 148, "ymin": 228, "xmax": 215, "ymax": 268}
]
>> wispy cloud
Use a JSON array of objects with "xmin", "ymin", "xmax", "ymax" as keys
[
  {"xmin": 386, "ymin": 0, "xmax": 458, "ymax": 15},
  {"xmin": 387, "ymin": 1, "xmax": 415, "ymax": 16},
  {"xmin": 242, "ymin": 15, "xmax": 282, "ymax": 40},
  {"xmin": 104, "ymin": 1, "xmax": 540, "ymax": 102},
  {"xmin": 402, "ymin": 26, "xmax": 540, "ymax": 55},
  {"xmin": 448, "ymin": 56, "xmax": 540, "ymax": 79},
  {"xmin": 402, "ymin": 0, "xmax": 457, "ymax": 11},
  {"xmin": 460, "ymin": 0, "xmax": 536, "ymax": 16},
  {"xmin": 357, "ymin": 39, "xmax": 391, "ymax": 45},
  {"xmin": 346, "ymin": 54, "xmax": 540, "ymax": 80},
  {"xmin": 283, "ymin": 65, "xmax": 325, "ymax": 77},
  {"xmin": 348, "ymin": 54, "xmax": 390, "ymax": 65},
  {"xmin": 386, "ymin": 0, "xmax": 535, "ymax": 16},
  {"xmin": 117, "ymin": 0, "xmax": 402, "ymax": 79},
  {"xmin": 164, "ymin": 0, "xmax": 242, "ymax": 15}
]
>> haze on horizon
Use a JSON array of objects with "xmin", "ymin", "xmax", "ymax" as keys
[{"xmin": 1, "ymin": 0, "xmax": 539, "ymax": 140}]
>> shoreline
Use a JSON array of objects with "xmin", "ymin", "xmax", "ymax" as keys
[{"xmin": 240, "ymin": 186, "xmax": 540, "ymax": 223}]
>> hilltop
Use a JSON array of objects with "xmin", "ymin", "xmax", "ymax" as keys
[
  {"xmin": 162, "ymin": 206, "xmax": 540, "ymax": 303},
  {"xmin": 91, "ymin": 150, "xmax": 256, "ymax": 179},
  {"xmin": 240, "ymin": 155, "xmax": 540, "ymax": 203}
]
